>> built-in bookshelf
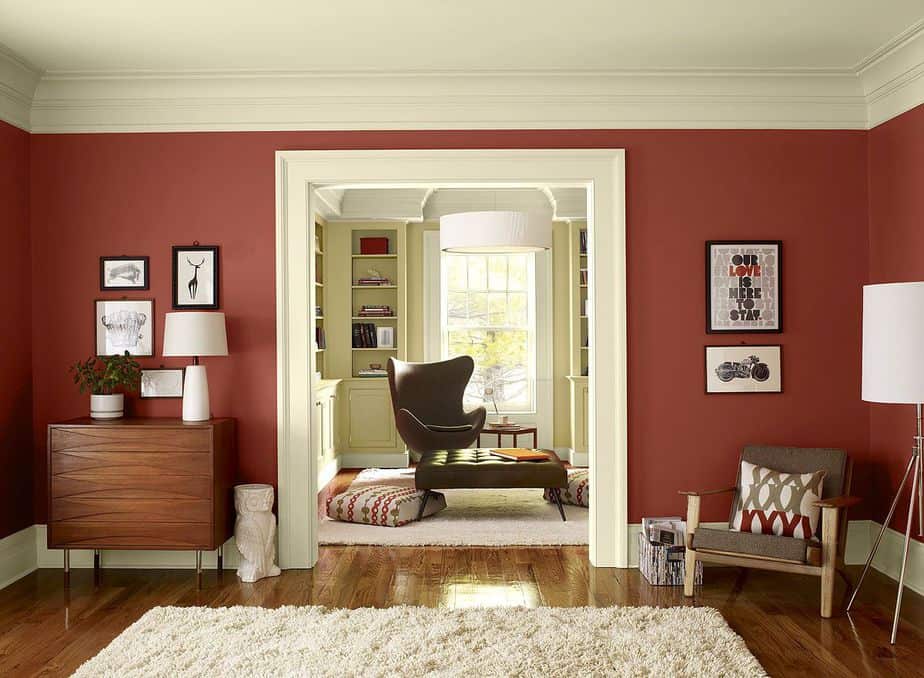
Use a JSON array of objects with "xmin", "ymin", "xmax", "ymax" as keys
[
  {"xmin": 313, "ymin": 217, "xmax": 327, "ymax": 378},
  {"xmin": 571, "ymin": 223, "xmax": 589, "ymax": 377}
]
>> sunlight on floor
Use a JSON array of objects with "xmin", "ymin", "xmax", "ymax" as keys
[{"xmin": 441, "ymin": 580, "xmax": 542, "ymax": 608}]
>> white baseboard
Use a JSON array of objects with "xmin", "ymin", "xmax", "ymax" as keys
[
  {"xmin": 318, "ymin": 456, "xmax": 342, "ymax": 491},
  {"xmin": 0, "ymin": 526, "xmax": 38, "ymax": 590},
  {"xmin": 844, "ymin": 519, "xmax": 924, "ymax": 596},
  {"xmin": 339, "ymin": 451, "xmax": 409, "ymax": 468}
]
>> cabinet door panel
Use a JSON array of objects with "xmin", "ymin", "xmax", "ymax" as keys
[
  {"xmin": 51, "ymin": 427, "xmax": 210, "ymax": 453},
  {"xmin": 49, "ymin": 522, "xmax": 212, "ymax": 549},
  {"xmin": 51, "ymin": 450, "xmax": 211, "ymax": 476},
  {"xmin": 52, "ymin": 497, "xmax": 211, "ymax": 523},
  {"xmin": 52, "ymin": 474, "xmax": 212, "ymax": 500},
  {"xmin": 346, "ymin": 386, "xmax": 397, "ymax": 449}
]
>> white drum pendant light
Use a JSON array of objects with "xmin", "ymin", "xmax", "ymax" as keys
[{"xmin": 440, "ymin": 211, "xmax": 552, "ymax": 253}]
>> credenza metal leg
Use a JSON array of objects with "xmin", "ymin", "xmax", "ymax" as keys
[
  {"xmin": 93, "ymin": 549, "xmax": 101, "ymax": 571},
  {"xmin": 63, "ymin": 549, "xmax": 70, "ymax": 587},
  {"xmin": 217, "ymin": 545, "xmax": 223, "ymax": 572}
]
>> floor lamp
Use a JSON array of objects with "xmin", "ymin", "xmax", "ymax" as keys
[{"xmin": 848, "ymin": 281, "xmax": 924, "ymax": 644}]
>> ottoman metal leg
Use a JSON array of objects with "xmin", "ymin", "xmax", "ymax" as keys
[
  {"xmin": 417, "ymin": 490, "xmax": 432, "ymax": 521},
  {"xmin": 553, "ymin": 488, "xmax": 567, "ymax": 522}
]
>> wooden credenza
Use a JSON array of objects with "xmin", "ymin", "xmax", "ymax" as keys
[{"xmin": 47, "ymin": 417, "xmax": 236, "ymax": 574}]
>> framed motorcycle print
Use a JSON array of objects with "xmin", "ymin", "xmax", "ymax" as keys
[
  {"xmin": 705, "ymin": 345, "xmax": 782, "ymax": 394},
  {"xmin": 706, "ymin": 240, "xmax": 781, "ymax": 333}
]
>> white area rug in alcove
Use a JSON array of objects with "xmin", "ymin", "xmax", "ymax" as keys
[
  {"xmin": 73, "ymin": 605, "xmax": 766, "ymax": 678},
  {"xmin": 318, "ymin": 467, "xmax": 588, "ymax": 546}
]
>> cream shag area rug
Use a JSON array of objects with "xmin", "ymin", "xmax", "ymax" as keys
[
  {"xmin": 73, "ymin": 605, "xmax": 765, "ymax": 677},
  {"xmin": 319, "ymin": 467, "xmax": 587, "ymax": 546}
]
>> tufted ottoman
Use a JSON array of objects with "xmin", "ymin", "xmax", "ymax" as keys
[{"xmin": 415, "ymin": 448, "xmax": 569, "ymax": 521}]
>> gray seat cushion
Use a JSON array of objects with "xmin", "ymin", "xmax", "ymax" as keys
[{"xmin": 693, "ymin": 527, "xmax": 810, "ymax": 563}]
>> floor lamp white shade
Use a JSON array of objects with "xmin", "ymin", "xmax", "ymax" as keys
[
  {"xmin": 862, "ymin": 282, "xmax": 924, "ymax": 403},
  {"xmin": 163, "ymin": 312, "xmax": 228, "ymax": 422},
  {"xmin": 440, "ymin": 211, "xmax": 551, "ymax": 253}
]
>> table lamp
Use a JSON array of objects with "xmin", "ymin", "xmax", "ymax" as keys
[
  {"xmin": 162, "ymin": 312, "xmax": 228, "ymax": 421},
  {"xmin": 848, "ymin": 281, "xmax": 924, "ymax": 643}
]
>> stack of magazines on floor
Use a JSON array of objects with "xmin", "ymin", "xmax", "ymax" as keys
[{"xmin": 638, "ymin": 516, "xmax": 690, "ymax": 586}]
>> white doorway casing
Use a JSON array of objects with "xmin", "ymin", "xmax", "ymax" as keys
[{"xmin": 275, "ymin": 150, "xmax": 627, "ymax": 568}]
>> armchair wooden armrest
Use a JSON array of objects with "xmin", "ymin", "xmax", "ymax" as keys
[
  {"xmin": 813, "ymin": 495, "xmax": 861, "ymax": 509},
  {"xmin": 678, "ymin": 487, "xmax": 736, "ymax": 497}
]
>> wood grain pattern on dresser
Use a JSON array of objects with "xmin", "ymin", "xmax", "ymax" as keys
[{"xmin": 47, "ymin": 418, "xmax": 236, "ymax": 553}]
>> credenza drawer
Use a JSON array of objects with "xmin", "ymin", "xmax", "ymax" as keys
[
  {"xmin": 52, "ymin": 474, "xmax": 213, "ymax": 500},
  {"xmin": 50, "ymin": 427, "xmax": 211, "ymax": 453},
  {"xmin": 52, "ymin": 497, "xmax": 212, "ymax": 523},
  {"xmin": 49, "ymin": 521, "xmax": 213, "ymax": 549},
  {"xmin": 51, "ymin": 450, "xmax": 211, "ymax": 476}
]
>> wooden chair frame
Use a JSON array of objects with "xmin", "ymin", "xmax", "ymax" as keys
[{"xmin": 681, "ymin": 459, "xmax": 860, "ymax": 618}]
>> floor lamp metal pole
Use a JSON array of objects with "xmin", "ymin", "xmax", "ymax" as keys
[{"xmin": 847, "ymin": 403, "xmax": 924, "ymax": 644}]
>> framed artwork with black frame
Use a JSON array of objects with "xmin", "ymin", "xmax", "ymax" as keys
[
  {"xmin": 140, "ymin": 368, "xmax": 185, "ymax": 398},
  {"xmin": 706, "ymin": 240, "xmax": 782, "ymax": 333},
  {"xmin": 172, "ymin": 244, "xmax": 219, "ymax": 309},
  {"xmin": 95, "ymin": 299, "xmax": 154, "ymax": 357},
  {"xmin": 705, "ymin": 345, "xmax": 782, "ymax": 394},
  {"xmin": 100, "ymin": 256, "xmax": 149, "ymax": 291}
]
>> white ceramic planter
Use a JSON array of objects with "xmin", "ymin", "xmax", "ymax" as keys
[{"xmin": 90, "ymin": 393, "xmax": 124, "ymax": 419}]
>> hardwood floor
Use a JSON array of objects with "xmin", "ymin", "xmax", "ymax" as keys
[{"xmin": 0, "ymin": 548, "xmax": 921, "ymax": 676}]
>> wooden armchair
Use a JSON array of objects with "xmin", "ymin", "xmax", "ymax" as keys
[{"xmin": 680, "ymin": 445, "xmax": 860, "ymax": 618}]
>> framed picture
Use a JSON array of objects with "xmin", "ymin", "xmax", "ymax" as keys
[
  {"xmin": 706, "ymin": 241, "xmax": 782, "ymax": 333},
  {"xmin": 141, "ymin": 368, "xmax": 184, "ymax": 398},
  {"xmin": 376, "ymin": 326, "xmax": 395, "ymax": 348},
  {"xmin": 95, "ymin": 299, "xmax": 154, "ymax": 356},
  {"xmin": 705, "ymin": 345, "xmax": 782, "ymax": 394},
  {"xmin": 173, "ymin": 245, "xmax": 219, "ymax": 309},
  {"xmin": 100, "ymin": 256, "xmax": 149, "ymax": 290}
]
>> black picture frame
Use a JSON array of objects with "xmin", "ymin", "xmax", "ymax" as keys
[
  {"xmin": 704, "ymin": 345, "xmax": 783, "ymax": 394},
  {"xmin": 99, "ymin": 255, "xmax": 149, "ymax": 291},
  {"xmin": 172, "ymin": 245, "xmax": 219, "ymax": 309},
  {"xmin": 705, "ymin": 240, "xmax": 782, "ymax": 333},
  {"xmin": 140, "ymin": 368, "xmax": 185, "ymax": 398},
  {"xmin": 95, "ymin": 298, "xmax": 155, "ymax": 357}
]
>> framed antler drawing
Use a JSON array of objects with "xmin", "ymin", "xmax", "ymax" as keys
[{"xmin": 172, "ymin": 244, "xmax": 220, "ymax": 309}]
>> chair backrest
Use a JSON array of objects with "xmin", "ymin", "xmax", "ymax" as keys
[
  {"xmin": 386, "ymin": 356, "xmax": 474, "ymax": 425},
  {"xmin": 729, "ymin": 445, "xmax": 849, "ymax": 537}
]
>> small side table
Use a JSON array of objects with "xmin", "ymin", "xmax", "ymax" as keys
[{"xmin": 478, "ymin": 424, "xmax": 538, "ymax": 449}]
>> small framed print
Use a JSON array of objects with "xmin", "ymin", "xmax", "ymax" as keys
[
  {"xmin": 376, "ymin": 326, "xmax": 395, "ymax": 348},
  {"xmin": 95, "ymin": 299, "xmax": 154, "ymax": 356},
  {"xmin": 173, "ymin": 245, "xmax": 219, "ymax": 309},
  {"xmin": 706, "ymin": 241, "xmax": 782, "ymax": 333},
  {"xmin": 705, "ymin": 345, "xmax": 782, "ymax": 394},
  {"xmin": 141, "ymin": 368, "xmax": 184, "ymax": 398},
  {"xmin": 100, "ymin": 256, "xmax": 149, "ymax": 290}
]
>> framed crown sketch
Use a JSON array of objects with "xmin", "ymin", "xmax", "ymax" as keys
[
  {"xmin": 706, "ymin": 241, "xmax": 782, "ymax": 333},
  {"xmin": 172, "ymin": 245, "xmax": 219, "ymax": 309},
  {"xmin": 95, "ymin": 299, "xmax": 154, "ymax": 357}
]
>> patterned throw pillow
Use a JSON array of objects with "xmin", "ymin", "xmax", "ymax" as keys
[
  {"xmin": 326, "ymin": 485, "xmax": 446, "ymax": 527},
  {"xmin": 731, "ymin": 461, "xmax": 825, "ymax": 540},
  {"xmin": 543, "ymin": 468, "xmax": 589, "ymax": 507}
]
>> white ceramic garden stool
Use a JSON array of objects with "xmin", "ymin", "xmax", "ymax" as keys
[{"xmin": 234, "ymin": 484, "xmax": 281, "ymax": 583}]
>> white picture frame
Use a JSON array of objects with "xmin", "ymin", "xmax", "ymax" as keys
[
  {"xmin": 376, "ymin": 326, "xmax": 395, "ymax": 348},
  {"xmin": 705, "ymin": 345, "xmax": 782, "ymax": 394},
  {"xmin": 95, "ymin": 299, "xmax": 154, "ymax": 357},
  {"xmin": 141, "ymin": 368, "xmax": 184, "ymax": 398}
]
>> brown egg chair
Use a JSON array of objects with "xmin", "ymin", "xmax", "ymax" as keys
[{"xmin": 386, "ymin": 356, "xmax": 487, "ymax": 456}]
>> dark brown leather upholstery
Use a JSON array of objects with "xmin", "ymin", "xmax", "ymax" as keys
[
  {"xmin": 415, "ymin": 449, "xmax": 567, "ymax": 490},
  {"xmin": 387, "ymin": 357, "xmax": 487, "ymax": 455}
]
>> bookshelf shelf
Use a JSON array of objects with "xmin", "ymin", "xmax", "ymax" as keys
[
  {"xmin": 352, "ymin": 253, "xmax": 397, "ymax": 259},
  {"xmin": 352, "ymin": 347, "xmax": 398, "ymax": 352},
  {"xmin": 351, "ymin": 316, "xmax": 397, "ymax": 320},
  {"xmin": 352, "ymin": 285, "xmax": 397, "ymax": 289}
]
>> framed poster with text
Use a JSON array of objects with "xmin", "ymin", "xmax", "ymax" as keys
[{"xmin": 706, "ymin": 240, "xmax": 782, "ymax": 333}]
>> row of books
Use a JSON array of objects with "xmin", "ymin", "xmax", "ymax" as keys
[
  {"xmin": 579, "ymin": 229, "xmax": 587, "ymax": 255},
  {"xmin": 357, "ymin": 304, "xmax": 394, "ymax": 317},
  {"xmin": 579, "ymin": 269, "xmax": 588, "ymax": 285},
  {"xmin": 352, "ymin": 323, "xmax": 379, "ymax": 348},
  {"xmin": 357, "ymin": 368, "xmax": 387, "ymax": 378},
  {"xmin": 354, "ymin": 277, "xmax": 392, "ymax": 286},
  {"xmin": 315, "ymin": 327, "xmax": 326, "ymax": 350}
]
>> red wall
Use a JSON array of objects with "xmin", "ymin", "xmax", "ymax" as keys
[
  {"xmin": 28, "ymin": 129, "xmax": 872, "ymax": 525},
  {"xmin": 868, "ymin": 103, "xmax": 924, "ymax": 537},
  {"xmin": 0, "ymin": 120, "xmax": 33, "ymax": 539}
]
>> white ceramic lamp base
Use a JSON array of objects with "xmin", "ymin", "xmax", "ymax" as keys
[{"xmin": 182, "ymin": 364, "xmax": 211, "ymax": 421}]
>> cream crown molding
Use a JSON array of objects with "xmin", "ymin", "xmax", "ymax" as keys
[{"xmin": 0, "ymin": 22, "xmax": 922, "ymax": 134}]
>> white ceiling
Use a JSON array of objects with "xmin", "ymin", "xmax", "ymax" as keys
[{"xmin": 1, "ymin": 1, "xmax": 922, "ymax": 73}]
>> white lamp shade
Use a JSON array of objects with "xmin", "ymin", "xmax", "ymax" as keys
[
  {"xmin": 862, "ymin": 282, "xmax": 924, "ymax": 404},
  {"xmin": 162, "ymin": 312, "xmax": 228, "ymax": 357},
  {"xmin": 440, "ymin": 211, "xmax": 551, "ymax": 253}
]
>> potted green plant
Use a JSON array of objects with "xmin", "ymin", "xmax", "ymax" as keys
[{"xmin": 71, "ymin": 352, "xmax": 142, "ymax": 419}]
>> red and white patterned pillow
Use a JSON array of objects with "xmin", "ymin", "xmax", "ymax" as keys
[
  {"xmin": 326, "ymin": 485, "xmax": 446, "ymax": 527},
  {"xmin": 543, "ymin": 468, "xmax": 589, "ymax": 507},
  {"xmin": 732, "ymin": 461, "xmax": 826, "ymax": 540}
]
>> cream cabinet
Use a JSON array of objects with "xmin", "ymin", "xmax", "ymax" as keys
[
  {"xmin": 339, "ymin": 378, "xmax": 401, "ymax": 452},
  {"xmin": 315, "ymin": 380, "xmax": 340, "ymax": 467},
  {"xmin": 567, "ymin": 375, "xmax": 589, "ymax": 463}
]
